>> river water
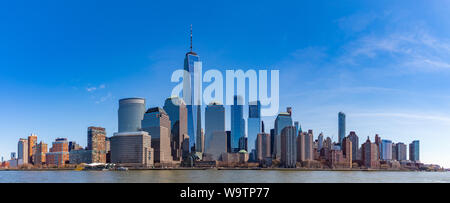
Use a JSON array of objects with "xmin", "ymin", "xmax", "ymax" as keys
[{"xmin": 0, "ymin": 170, "xmax": 448, "ymax": 183}]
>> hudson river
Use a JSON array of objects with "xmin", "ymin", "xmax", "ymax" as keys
[{"xmin": 0, "ymin": 170, "xmax": 449, "ymax": 183}]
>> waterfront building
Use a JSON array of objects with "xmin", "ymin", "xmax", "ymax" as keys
[
  {"xmin": 141, "ymin": 107, "xmax": 173, "ymax": 164},
  {"xmin": 381, "ymin": 139, "xmax": 393, "ymax": 161},
  {"xmin": 118, "ymin": 98, "xmax": 146, "ymax": 133},
  {"xmin": 342, "ymin": 137, "xmax": 352, "ymax": 167},
  {"xmin": 163, "ymin": 96, "xmax": 188, "ymax": 161},
  {"xmin": 203, "ymin": 131, "xmax": 227, "ymax": 161},
  {"xmin": 338, "ymin": 112, "xmax": 345, "ymax": 145},
  {"xmin": 375, "ymin": 134, "xmax": 382, "ymax": 159},
  {"xmin": 17, "ymin": 138, "xmax": 28, "ymax": 165},
  {"xmin": 231, "ymin": 95, "xmax": 245, "ymax": 152},
  {"xmin": 204, "ymin": 102, "xmax": 226, "ymax": 161},
  {"xmin": 362, "ymin": 137, "xmax": 379, "ymax": 168},
  {"xmin": 409, "ymin": 140, "xmax": 420, "ymax": 162},
  {"xmin": 87, "ymin": 126, "xmax": 107, "ymax": 163},
  {"xmin": 256, "ymin": 133, "xmax": 271, "ymax": 162},
  {"xmin": 28, "ymin": 134, "xmax": 37, "ymax": 164},
  {"xmin": 270, "ymin": 129, "xmax": 275, "ymax": 156},
  {"xmin": 110, "ymin": 131, "xmax": 154, "ymax": 168},
  {"xmin": 297, "ymin": 132, "xmax": 305, "ymax": 162},
  {"xmin": 274, "ymin": 107, "xmax": 293, "ymax": 159},
  {"xmin": 46, "ymin": 138, "xmax": 69, "ymax": 167},
  {"xmin": 281, "ymin": 126, "xmax": 297, "ymax": 168},
  {"xmin": 34, "ymin": 141, "xmax": 48, "ymax": 165},
  {"xmin": 396, "ymin": 142, "xmax": 407, "ymax": 161},
  {"xmin": 392, "ymin": 143, "xmax": 398, "ymax": 160},
  {"xmin": 304, "ymin": 130, "xmax": 314, "ymax": 161},
  {"xmin": 347, "ymin": 131, "xmax": 359, "ymax": 161},
  {"xmin": 247, "ymin": 100, "xmax": 261, "ymax": 158}
]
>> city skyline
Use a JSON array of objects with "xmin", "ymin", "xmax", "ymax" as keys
[{"xmin": 1, "ymin": 0, "xmax": 450, "ymax": 167}]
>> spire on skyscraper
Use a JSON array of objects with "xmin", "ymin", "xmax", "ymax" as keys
[{"xmin": 190, "ymin": 24, "xmax": 193, "ymax": 52}]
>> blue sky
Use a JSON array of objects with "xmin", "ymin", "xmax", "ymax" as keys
[{"xmin": 1, "ymin": 0, "xmax": 450, "ymax": 167}]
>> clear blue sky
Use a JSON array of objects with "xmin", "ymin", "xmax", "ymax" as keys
[{"xmin": 1, "ymin": 0, "xmax": 450, "ymax": 167}]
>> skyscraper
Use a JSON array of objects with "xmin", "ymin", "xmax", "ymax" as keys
[
  {"xmin": 347, "ymin": 131, "xmax": 359, "ymax": 161},
  {"xmin": 110, "ymin": 131, "xmax": 154, "ymax": 168},
  {"xmin": 304, "ymin": 130, "xmax": 314, "ymax": 161},
  {"xmin": 118, "ymin": 98, "xmax": 146, "ymax": 133},
  {"xmin": 256, "ymin": 132, "xmax": 271, "ymax": 162},
  {"xmin": 318, "ymin": 133, "xmax": 324, "ymax": 151},
  {"xmin": 409, "ymin": 140, "xmax": 420, "ymax": 162},
  {"xmin": 34, "ymin": 141, "xmax": 48, "ymax": 166},
  {"xmin": 247, "ymin": 101, "xmax": 261, "ymax": 156},
  {"xmin": 281, "ymin": 126, "xmax": 297, "ymax": 168},
  {"xmin": 231, "ymin": 95, "xmax": 245, "ymax": 152},
  {"xmin": 17, "ymin": 138, "xmax": 28, "ymax": 164},
  {"xmin": 87, "ymin": 126, "xmax": 107, "ymax": 163},
  {"xmin": 362, "ymin": 137, "xmax": 379, "ymax": 168},
  {"xmin": 163, "ymin": 96, "xmax": 188, "ymax": 161},
  {"xmin": 184, "ymin": 25, "xmax": 202, "ymax": 153},
  {"xmin": 46, "ymin": 138, "xmax": 69, "ymax": 167},
  {"xmin": 274, "ymin": 107, "xmax": 293, "ymax": 159},
  {"xmin": 338, "ymin": 112, "xmax": 345, "ymax": 145},
  {"xmin": 141, "ymin": 107, "xmax": 173, "ymax": 164},
  {"xmin": 28, "ymin": 134, "xmax": 37, "ymax": 164},
  {"xmin": 396, "ymin": 142, "xmax": 407, "ymax": 161},
  {"xmin": 204, "ymin": 101, "xmax": 226, "ymax": 160}
]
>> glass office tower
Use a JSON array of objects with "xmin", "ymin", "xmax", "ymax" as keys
[
  {"xmin": 231, "ymin": 95, "xmax": 245, "ymax": 152},
  {"xmin": 118, "ymin": 98, "xmax": 146, "ymax": 133},
  {"xmin": 247, "ymin": 100, "xmax": 261, "ymax": 155},
  {"xmin": 274, "ymin": 109, "xmax": 293, "ymax": 159},
  {"xmin": 338, "ymin": 112, "xmax": 346, "ymax": 145},
  {"xmin": 184, "ymin": 50, "xmax": 202, "ymax": 152}
]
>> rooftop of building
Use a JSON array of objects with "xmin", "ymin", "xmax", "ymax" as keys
[{"xmin": 145, "ymin": 107, "xmax": 167, "ymax": 114}]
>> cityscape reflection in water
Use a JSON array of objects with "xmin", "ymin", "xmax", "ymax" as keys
[{"xmin": 0, "ymin": 170, "xmax": 449, "ymax": 183}]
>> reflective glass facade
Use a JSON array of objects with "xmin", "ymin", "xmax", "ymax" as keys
[{"xmin": 118, "ymin": 98, "xmax": 146, "ymax": 133}]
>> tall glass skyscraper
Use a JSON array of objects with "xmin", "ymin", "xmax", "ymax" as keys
[
  {"xmin": 338, "ymin": 112, "xmax": 346, "ymax": 145},
  {"xmin": 163, "ymin": 96, "xmax": 188, "ymax": 161},
  {"xmin": 381, "ymin": 139, "xmax": 393, "ymax": 161},
  {"xmin": 231, "ymin": 95, "xmax": 245, "ymax": 152},
  {"xmin": 247, "ymin": 100, "xmax": 261, "ymax": 155},
  {"xmin": 205, "ymin": 102, "xmax": 226, "ymax": 158},
  {"xmin": 184, "ymin": 28, "xmax": 202, "ymax": 152},
  {"xmin": 274, "ymin": 108, "xmax": 293, "ymax": 159},
  {"xmin": 409, "ymin": 140, "xmax": 420, "ymax": 161},
  {"xmin": 118, "ymin": 98, "xmax": 146, "ymax": 133}
]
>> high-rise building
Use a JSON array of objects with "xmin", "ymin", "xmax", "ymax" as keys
[
  {"xmin": 396, "ymin": 142, "xmax": 407, "ymax": 161},
  {"xmin": 204, "ymin": 102, "xmax": 226, "ymax": 161},
  {"xmin": 338, "ymin": 112, "xmax": 345, "ymax": 145},
  {"xmin": 110, "ymin": 131, "xmax": 154, "ymax": 167},
  {"xmin": 281, "ymin": 126, "xmax": 297, "ymax": 168},
  {"xmin": 184, "ymin": 27, "xmax": 202, "ymax": 153},
  {"xmin": 87, "ymin": 126, "xmax": 107, "ymax": 163},
  {"xmin": 274, "ymin": 107, "xmax": 293, "ymax": 159},
  {"xmin": 226, "ymin": 131, "xmax": 231, "ymax": 153},
  {"xmin": 342, "ymin": 137, "xmax": 353, "ymax": 168},
  {"xmin": 392, "ymin": 143, "xmax": 398, "ymax": 161},
  {"xmin": 362, "ymin": 137, "xmax": 379, "ymax": 168},
  {"xmin": 318, "ymin": 133, "xmax": 324, "ymax": 151},
  {"xmin": 17, "ymin": 138, "xmax": 28, "ymax": 164},
  {"xmin": 46, "ymin": 138, "xmax": 69, "ymax": 167},
  {"xmin": 28, "ymin": 134, "xmax": 37, "ymax": 164},
  {"xmin": 270, "ymin": 129, "xmax": 275, "ymax": 156},
  {"xmin": 347, "ymin": 131, "xmax": 359, "ymax": 161},
  {"xmin": 163, "ymin": 96, "xmax": 188, "ymax": 161},
  {"xmin": 381, "ymin": 139, "xmax": 392, "ymax": 161},
  {"xmin": 118, "ymin": 98, "xmax": 146, "ymax": 133},
  {"xmin": 141, "ymin": 107, "xmax": 173, "ymax": 164},
  {"xmin": 297, "ymin": 132, "xmax": 305, "ymax": 162},
  {"xmin": 409, "ymin": 140, "xmax": 420, "ymax": 162},
  {"xmin": 231, "ymin": 95, "xmax": 245, "ymax": 152},
  {"xmin": 34, "ymin": 141, "xmax": 48, "ymax": 166},
  {"xmin": 304, "ymin": 130, "xmax": 314, "ymax": 161},
  {"xmin": 247, "ymin": 100, "xmax": 261, "ymax": 157},
  {"xmin": 256, "ymin": 133, "xmax": 271, "ymax": 162},
  {"xmin": 68, "ymin": 141, "xmax": 83, "ymax": 151}
]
